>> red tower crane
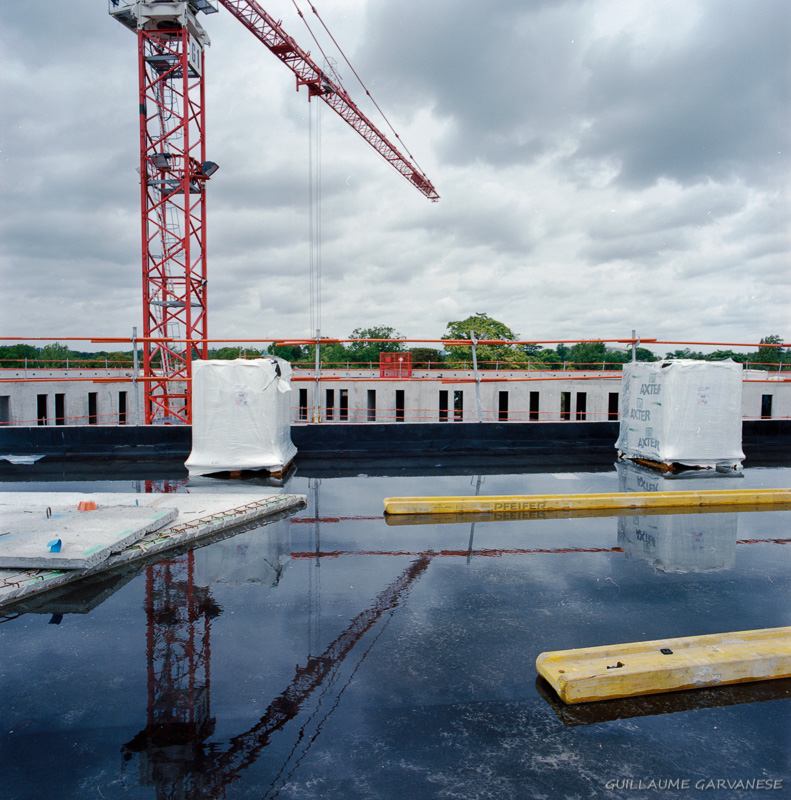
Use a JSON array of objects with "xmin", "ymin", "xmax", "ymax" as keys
[
  {"xmin": 124, "ymin": 554, "xmax": 431, "ymax": 797},
  {"xmin": 109, "ymin": 0, "xmax": 439, "ymax": 424}
]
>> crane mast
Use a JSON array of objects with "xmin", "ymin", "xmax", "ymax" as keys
[
  {"xmin": 111, "ymin": 0, "xmax": 218, "ymax": 424},
  {"xmin": 110, "ymin": 0, "xmax": 437, "ymax": 424}
]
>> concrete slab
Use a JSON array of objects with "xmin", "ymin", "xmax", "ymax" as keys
[
  {"xmin": 7, "ymin": 571, "xmax": 138, "ymax": 616},
  {"xmin": 0, "ymin": 506, "xmax": 178, "ymax": 569},
  {"xmin": 0, "ymin": 492, "xmax": 307, "ymax": 611}
]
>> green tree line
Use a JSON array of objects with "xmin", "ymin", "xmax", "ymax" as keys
[
  {"xmin": 0, "ymin": 343, "xmax": 138, "ymax": 369},
  {"xmin": 1, "ymin": 323, "xmax": 786, "ymax": 371}
]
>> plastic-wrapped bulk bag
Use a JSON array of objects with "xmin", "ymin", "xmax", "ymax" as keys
[
  {"xmin": 615, "ymin": 360, "xmax": 744, "ymax": 471},
  {"xmin": 186, "ymin": 358, "xmax": 297, "ymax": 477}
]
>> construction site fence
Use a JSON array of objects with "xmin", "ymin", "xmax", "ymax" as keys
[
  {"xmin": 1, "ymin": 358, "xmax": 789, "ymax": 373},
  {"xmin": 0, "ymin": 335, "xmax": 787, "ymax": 364}
]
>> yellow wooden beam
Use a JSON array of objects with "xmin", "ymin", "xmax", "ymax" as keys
[
  {"xmin": 384, "ymin": 502, "xmax": 791, "ymax": 526},
  {"xmin": 536, "ymin": 627, "xmax": 791, "ymax": 704},
  {"xmin": 383, "ymin": 488, "xmax": 791, "ymax": 515}
]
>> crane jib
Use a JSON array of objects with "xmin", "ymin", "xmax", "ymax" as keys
[{"xmin": 217, "ymin": 0, "xmax": 439, "ymax": 201}]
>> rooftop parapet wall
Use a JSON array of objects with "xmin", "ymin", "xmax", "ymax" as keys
[
  {"xmin": 0, "ymin": 369, "xmax": 788, "ymax": 426},
  {"xmin": 1, "ymin": 421, "xmax": 789, "ymax": 464}
]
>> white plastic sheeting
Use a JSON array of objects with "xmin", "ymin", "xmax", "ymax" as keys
[
  {"xmin": 616, "ymin": 360, "xmax": 744, "ymax": 469},
  {"xmin": 186, "ymin": 358, "xmax": 297, "ymax": 477}
]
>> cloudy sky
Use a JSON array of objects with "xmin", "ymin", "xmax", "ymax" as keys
[{"xmin": 1, "ymin": 0, "xmax": 789, "ymax": 352}]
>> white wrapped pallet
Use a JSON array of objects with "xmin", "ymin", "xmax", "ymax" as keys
[
  {"xmin": 186, "ymin": 358, "xmax": 297, "ymax": 477},
  {"xmin": 615, "ymin": 360, "xmax": 744, "ymax": 471}
]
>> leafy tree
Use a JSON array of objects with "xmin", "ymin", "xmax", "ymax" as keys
[
  {"xmin": 301, "ymin": 339, "xmax": 348, "ymax": 368},
  {"xmin": 67, "ymin": 350, "xmax": 135, "ymax": 369},
  {"xmin": 527, "ymin": 348, "xmax": 564, "ymax": 369},
  {"xmin": 755, "ymin": 335, "xmax": 787, "ymax": 370},
  {"xmin": 208, "ymin": 347, "xmax": 240, "ymax": 360},
  {"xmin": 635, "ymin": 347, "xmax": 660, "ymax": 362},
  {"xmin": 665, "ymin": 348, "xmax": 707, "ymax": 360},
  {"xmin": 105, "ymin": 351, "xmax": 134, "ymax": 368},
  {"xmin": 267, "ymin": 343, "xmax": 305, "ymax": 361},
  {"xmin": 346, "ymin": 326, "xmax": 405, "ymax": 366},
  {"xmin": 442, "ymin": 313, "xmax": 525, "ymax": 369},
  {"xmin": 555, "ymin": 343, "xmax": 571, "ymax": 361},
  {"xmin": 39, "ymin": 342, "xmax": 71, "ymax": 368},
  {"xmin": 661, "ymin": 338, "xmax": 789, "ymax": 371},
  {"xmin": 409, "ymin": 347, "xmax": 445, "ymax": 369},
  {"xmin": 208, "ymin": 346, "xmax": 263, "ymax": 360},
  {"xmin": 568, "ymin": 343, "xmax": 660, "ymax": 370},
  {"xmin": 707, "ymin": 350, "xmax": 748, "ymax": 363},
  {"xmin": 65, "ymin": 349, "xmax": 94, "ymax": 367},
  {"xmin": 568, "ymin": 341, "xmax": 607, "ymax": 370},
  {"xmin": 0, "ymin": 344, "xmax": 38, "ymax": 367}
]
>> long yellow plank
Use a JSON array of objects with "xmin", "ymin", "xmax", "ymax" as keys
[
  {"xmin": 536, "ymin": 627, "xmax": 791, "ymax": 704},
  {"xmin": 384, "ymin": 502, "xmax": 791, "ymax": 526},
  {"xmin": 383, "ymin": 488, "xmax": 791, "ymax": 515}
]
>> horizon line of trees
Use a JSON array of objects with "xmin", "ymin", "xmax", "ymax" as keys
[{"xmin": 0, "ymin": 318, "xmax": 786, "ymax": 371}]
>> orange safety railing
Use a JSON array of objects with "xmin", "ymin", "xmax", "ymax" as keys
[
  {"xmin": 6, "ymin": 411, "xmax": 130, "ymax": 427},
  {"xmin": 1, "ymin": 335, "xmax": 788, "ymax": 426},
  {"xmin": 2, "ymin": 335, "xmax": 788, "ymax": 373}
]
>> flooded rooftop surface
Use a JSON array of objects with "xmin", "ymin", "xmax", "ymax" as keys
[{"xmin": 1, "ymin": 462, "xmax": 789, "ymax": 799}]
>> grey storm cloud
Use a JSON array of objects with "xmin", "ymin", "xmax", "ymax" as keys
[
  {"xmin": 576, "ymin": 1, "xmax": 791, "ymax": 188},
  {"xmin": 0, "ymin": 0, "xmax": 789, "ymax": 347},
  {"xmin": 357, "ymin": 0, "xmax": 592, "ymax": 164},
  {"xmin": 360, "ymin": 0, "xmax": 789, "ymax": 188}
]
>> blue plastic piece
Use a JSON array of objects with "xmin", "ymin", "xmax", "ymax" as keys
[{"xmin": 47, "ymin": 539, "xmax": 62, "ymax": 553}]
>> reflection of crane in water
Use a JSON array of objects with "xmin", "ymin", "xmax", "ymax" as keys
[
  {"xmin": 123, "ymin": 553, "xmax": 221, "ymax": 798},
  {"xmin": 124, "ymin": 548, "xmax": 431, "ymax": 798}
]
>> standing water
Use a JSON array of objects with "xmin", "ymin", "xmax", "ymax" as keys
[{"xmin": 1, "ymin": 463, "xmax": 789, "ymax": 799}]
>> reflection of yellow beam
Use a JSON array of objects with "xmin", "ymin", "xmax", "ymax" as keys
[
  {"xmin": 384, "ymin": 502, "xmax": 791, "ymax": 526},
  {"xmin": 383, "ymin": 489, "xmax": 791, "ymax": 516},
  {"xmin": 536, "ymin": 674, "xmax": 791, "ymax": 727},
  {"xmin": 536, "ymin": 627, "xmax": 791, "ymax": 704}
]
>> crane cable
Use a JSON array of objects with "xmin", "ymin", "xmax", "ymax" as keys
[
  {"xmin": 303, "ymin": 1, "xmax": 432, "ymax": 181},
  {"xmin": 289, "ymin": 0, "xmax": 343, "ymax": 87},
  {"xmin": 291, "ymin": 0, "xmax": 431, "ymax": 182},
  {"xmin": 308, "ymin": 96, "xmax": 322, "ymax": 340}
]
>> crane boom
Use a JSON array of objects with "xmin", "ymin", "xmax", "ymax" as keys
[{"xmin": 217, "ymin": 0, "xmax": 440, "ymax": 201}]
